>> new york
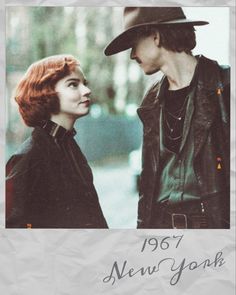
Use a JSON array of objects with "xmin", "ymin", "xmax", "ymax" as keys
[{"xmin": 103, "ymin": 251, "xmax": 225, "ymax": 286}]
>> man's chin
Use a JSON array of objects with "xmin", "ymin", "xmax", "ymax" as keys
[{"xmin": 144, "ymin": 68, "xmax": 160, "ymax": 75}]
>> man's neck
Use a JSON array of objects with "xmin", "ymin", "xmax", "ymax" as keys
[{"xmin": 160, "ymin": 52, "xmax": 197, "ymax": 90}]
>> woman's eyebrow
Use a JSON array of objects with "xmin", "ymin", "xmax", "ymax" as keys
[{"xmin": 65, "ymin": 78, "xmax": 80, "ymax": 83}]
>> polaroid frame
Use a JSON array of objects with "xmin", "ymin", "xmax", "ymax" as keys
[{"xmin": 0, "ymin": 1, "xmax": 235, "ymax": 294}]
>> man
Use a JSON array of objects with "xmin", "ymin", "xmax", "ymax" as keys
[{"xmin": 105, "ymin": 7, "xmax": 230, "ymax": 229}]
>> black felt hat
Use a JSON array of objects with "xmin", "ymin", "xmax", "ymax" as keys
[{"xmin": 104, "ymin": 7, "xmax": 208, "ymax": 56}]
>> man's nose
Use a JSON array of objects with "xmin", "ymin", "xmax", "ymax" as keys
[
  {"xmin": 82, "ymin": 85, "xmax": 91, "ymax": 96},
  {"xmin": 130, "ymin": 47, "xmax": 136, "ymax": 60}
]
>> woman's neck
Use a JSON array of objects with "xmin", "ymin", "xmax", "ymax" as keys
[{"xmin": 50, "ymin": 114, "xmax": 76, "ymax": 131}]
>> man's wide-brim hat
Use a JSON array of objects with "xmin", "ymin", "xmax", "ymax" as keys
[{"xmin": 104, "ymin": 7, "xmax": 209, "ymax": 56}]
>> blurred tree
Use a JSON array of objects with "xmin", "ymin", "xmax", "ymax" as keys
[
  {"xmin": 7, "ymin": 7, "xmax": 78, "ymax": 71},
  {"xmin": 76, "ymin": 7, "xmax": 118, "ymax": 113},
  {"xmin": 29, "ymin": 7, "xmax": 78, "ymax": 61}
]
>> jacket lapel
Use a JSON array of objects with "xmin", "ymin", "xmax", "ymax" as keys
[
  {"xmin": 193, "ymin": 86, "xmax": 217, "ymax": 158},
  {"xmin": 137, "ymin": 79, "xmax": 163, "ymax": 173}
]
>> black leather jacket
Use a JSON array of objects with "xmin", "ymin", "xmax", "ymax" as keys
[
  {"xmin": 137, "ymin": 55, "xmax": 230, "ymax": 228},
  {"xmin": 6, "ymin": 127, "xmax": 108, "ymax": 228}
]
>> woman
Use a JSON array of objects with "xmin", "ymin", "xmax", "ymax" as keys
[{"xmin": 6, "ymin": 54, "xmax": 108, "ymax": 228}]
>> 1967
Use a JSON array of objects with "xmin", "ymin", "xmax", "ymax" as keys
[{"xmin": 141, "ymin": 235, "xmax": 184, "ymax": 252}]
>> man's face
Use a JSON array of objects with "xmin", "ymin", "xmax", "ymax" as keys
[{"xmin": 130, "ymin": 31, "xmax": 162, "ymax": 75}]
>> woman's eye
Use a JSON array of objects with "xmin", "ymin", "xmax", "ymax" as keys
[{"xmin": 68, "ymin": 82, "xmax": 78, "ymax": 88}]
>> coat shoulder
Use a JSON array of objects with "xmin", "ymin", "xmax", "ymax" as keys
[{"xmin": 6, "ymin": 131, "xmax": 45, "ymax": 179}]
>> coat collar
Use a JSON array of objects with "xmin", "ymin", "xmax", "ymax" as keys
[{"xmin": 42, "ymin": 120, "xmax": 76, "ymax": 141}]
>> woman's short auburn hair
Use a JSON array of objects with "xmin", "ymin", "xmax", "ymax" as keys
[{"xmin": 15, "ymin": 54, "xmax": 80, "ymax": 127}]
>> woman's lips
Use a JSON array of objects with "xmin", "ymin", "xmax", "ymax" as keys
[{"xmin": 79, "ymin": 99, "xmax": 90, "ymax": 106}]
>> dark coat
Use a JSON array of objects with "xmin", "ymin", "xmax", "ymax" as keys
[
  {"xmin": 6, "ymin": 127, "xmax": 108, "ymax": 228},
  {"xmin": 137, "ymin": 55, "xmax": 230, "ymax": 228}
]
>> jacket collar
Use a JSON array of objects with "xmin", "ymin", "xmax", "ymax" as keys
[
  {"xmin": 137, "ymin": 76, "xmax": 164, "ymax": 126},
  {"xmin": 42, "ymin": 120, "xmax": 76, "ymax": 142}
]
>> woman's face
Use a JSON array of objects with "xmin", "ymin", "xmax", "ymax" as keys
[{"xmin": 54, "ymin": 66, "xmax": 91, "ymax": 118}]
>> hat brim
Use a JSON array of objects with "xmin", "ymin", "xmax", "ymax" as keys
[{"xmin": 104, "ymin": 19, "xmax": 209, "ymax": 56}]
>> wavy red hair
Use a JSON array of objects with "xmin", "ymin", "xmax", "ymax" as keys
[{"xmin": 14, "ymin": 54, "xmax": 80, "ymax": 127}]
